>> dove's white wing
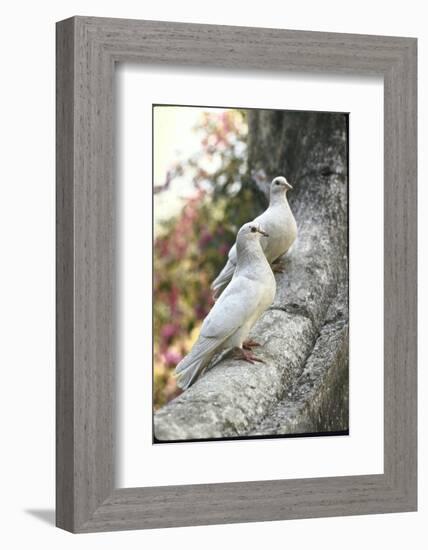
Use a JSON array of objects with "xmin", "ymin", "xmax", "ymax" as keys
[
  {"xmin": 175, "ymin": 277, "xmax": 262, "ymax": 389},
  {"xmin": 227, "ymin": 244, "xmax": 238, "ymax": 264},
  {"xmin": 202, "ymin": 275, "xmax": 263, "ymax": 341},
  {"xmin": 211, "ymin": 244, "xmax": 238, "ymax": 298}
]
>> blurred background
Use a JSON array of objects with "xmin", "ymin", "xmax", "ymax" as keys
[{"xmin": 153, "ymin": 106, "xmax": 263, "ymax": 408}]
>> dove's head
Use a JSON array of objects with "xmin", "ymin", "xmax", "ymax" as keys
[
  {"xmin": 271, "ymin": 176, "xmax": 293, "ymax": 194},
  {"xmin": 236, "ymin": 222, "xmax": 269, "ymax": 262},
  {"xmin": 237, "ymin": 222, "xmax": 269, "ymax": 247}
]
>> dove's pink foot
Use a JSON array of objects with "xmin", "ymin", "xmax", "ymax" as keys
[
  {"xmin": 243, "ymin": 338, "xmax": 260, "ymax": 350},
  {"xmin": 232, "ymin": 347, "xmax": 264, "ymax": 364}
]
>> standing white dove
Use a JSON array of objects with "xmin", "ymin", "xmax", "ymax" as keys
[
  {"xmin": 175, "ymin": 222, "xmax": 276, "ymax": 390},
  {"xmin": 211, "ymin": 176, "xmax": 297, "ymax": 299}
]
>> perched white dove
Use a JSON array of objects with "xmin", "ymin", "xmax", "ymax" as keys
[
  {"xmin": 175, "ymin": 222, "xmax": 276, "ymax": 390},
  {"xmin": 211, "ymin": 176, "xmax": 297, "ymax": 299}
]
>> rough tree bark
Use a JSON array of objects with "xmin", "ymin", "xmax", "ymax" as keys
[{"xmin": 154, "ymin": 111, "xmax": 349, "ymax": 441}]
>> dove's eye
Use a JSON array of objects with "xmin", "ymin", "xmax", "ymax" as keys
[
  {"xmin": 275, "ymin": 181, "xmax": 280, "ymax": 185},
  {"xmin": 251, "ymin": 227, "xmax": 257, "ymax": 233}
]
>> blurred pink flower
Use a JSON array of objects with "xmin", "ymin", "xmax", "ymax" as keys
[
  {"xmin": 155, "ymin": 237, "xmax": 169, "ymax": 257},
  {"xmin": 161, "ymin": 323, "xmax": 178, "ymax": 341},
  {"xmin": 219, "ymin": 243, "xmax": 229, "ymax": 256},
  {"xmin": 198, "ymin": 229, "xmax": 213, "ymax": 248},
  {"xmin": 169, "ymin": 286, "xmax": 179, "ymax": 312},
  {"xmin": 195, "ymin": 304, "xmax": 206, "ymax": 320},
  {"xmin": 162, "ymin": 349, "xmax": 182, "ymax": 367}
]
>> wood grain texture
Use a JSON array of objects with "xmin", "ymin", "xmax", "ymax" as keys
[
  {"xmin": 56, "ymin": 16, "xmax": 417, "ymax": 532},
  {"xmin": 56, "ymin": 17, "xmax": 75, "ymax": 532}
]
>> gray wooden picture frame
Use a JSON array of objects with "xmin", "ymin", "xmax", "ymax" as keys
[{"xmin": 56, "ymin": 16, "xmax": 417, "ymax": 533}]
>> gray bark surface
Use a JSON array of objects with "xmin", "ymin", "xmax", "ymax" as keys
[{"xmin": 154, "ymin": 111, "xmax": 349, "ymax": 441}]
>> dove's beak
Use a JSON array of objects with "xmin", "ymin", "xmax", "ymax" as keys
[
  {"xmin": 285, "ymin": 181, "xmax": 293, "ymax": 191},
  {"xmin": 258, "ymin": 228, "xmax": 269, "ymax": 237}
]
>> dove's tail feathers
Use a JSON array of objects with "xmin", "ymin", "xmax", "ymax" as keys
[
  {"xmin": 211, "ymin": 260, "xmax": 236, "ymax": 300},
  {"xmin": 175, "ymin": 337, "xmax": 219, "ymax": 390}
]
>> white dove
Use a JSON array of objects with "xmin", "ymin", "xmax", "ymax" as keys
[
  {"xmin": 211, "ymin": 176, "xmax": 297, "ymax": 299},
  {"xmin": 175, "ymin": 222, "xmax": 276, "ymax": 390}
]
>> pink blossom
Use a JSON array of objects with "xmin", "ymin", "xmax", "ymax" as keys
[
  {"xmin": 195, "ymin": 303, "xmax": 206, "ymax": 320},
  {"xmin": 198, "ymin": 230, "xmax": 213, "ymax": 248},
  {"xmin": 169, "ymin": 286, "xmax": 179, "ymax": 312},
  {"xmin": 161, "ymin": 323, "xmax": 178, "ymax": 341},
  {"xmin": 162, "ymin": 349, "xmax": 182, "ymax": 366},
  {"xmin": 219, "ymin": 243, "xmax": 229, "ymax": 256}
]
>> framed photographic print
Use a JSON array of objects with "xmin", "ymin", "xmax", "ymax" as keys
[{"xmin": 56, "ymin": 17, "xmax": 417, "ymax": 532}]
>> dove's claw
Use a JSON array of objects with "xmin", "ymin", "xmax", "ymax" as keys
[
  {"xmin": 232, "ymin": 347, "xmax": 264, "ymax": 364},
  {"xmin": 242, "ymin": 350, "xmax": 264, "ymax": 364},
  {"xmin": 243, "ymin": 338, "xmax": 260, "ymax": 350},
  {"xmin": 272, "ymin": 257, "xmax": 287, "ymax": 274},
  {"xmin": 272, "ymin": 261, "xmax": 285, "ymax": 274}
]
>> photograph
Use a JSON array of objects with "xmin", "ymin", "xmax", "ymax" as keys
[
  {"xmin": 1, "ymin": 3, "xmax": 418, "ymax": 542},
  {"xmin": 152, "ymin": 104, "xmax": 349, "ymax": 443}
]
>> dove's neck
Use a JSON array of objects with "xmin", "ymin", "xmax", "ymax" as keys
[
  {"xmin": 235, "ymin": 239, "xmax": 267, "ymax": 276},
  {"xmin": 269, "ymin": 191, "xmax": 289, "ymax": 208}
]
